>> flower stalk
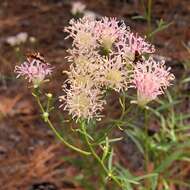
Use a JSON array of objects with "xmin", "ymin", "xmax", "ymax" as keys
[
  {"xmin": 33, "ymin": 88, "xmax": 91, "ymax": 156},
  {"xmin": 80, "ymin": 120, "xmax": 123, "ymax": 188}
]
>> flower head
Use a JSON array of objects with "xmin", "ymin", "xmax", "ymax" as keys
[
  {"xmin": 15, "ymin": 55, "xmax": 53, "ymax": 86},
  {"xmin": 131, "ymin": 57, "xmax": 174, "ymax": 106},
  {"xmin": 16, "ymin": 32, "xmax": 28, "ymax": 44},
  {"xmin": 60, "ymin": 84, "xmax": 105, "ymax": 120},
  {"xmin": 99, "ymin": 55, "xmax": 130, "ymax": 92},
  {"xmin": 64, "ymin": 64, "xmax": 97, "ymax": 88},
  {"xmin": 64, "ymin": 17, "xmax": 98, "ymax": 50},
  {"xmin": 95, "ymin": 17, "xmax": 126, "ymax": 51},
  {"xmin": 67, "ymin": 48, "xmax": 100, "ymax": 70},
  {"xmin": 6, "ymin": 32, "xmax": 28, "ymax": 46},
  {"xmin": 117, "ymin": 33, "xmax": 155, "ymax": 62}
]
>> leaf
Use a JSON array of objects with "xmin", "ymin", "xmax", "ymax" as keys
[
  {"xmin": 101, "ymin": 137, "xmax": 109, "ymax": 161},
  {"xmin": 134, "ymin": 173, "xmax": 158, "ymax": 181},
  {"xmin": 125, "ymin": 129, "xmax": 145, "ymax": 154},
  {"xmin": 150, "ymin": 174, "xmax": 158, "ymax": 190},
  {"xmin": 108, "ymin": 148, "xmax": 113, "ymax": 171},
  {"xmin": 115, "ymin": 165, "xmax": 139, "ymax": 189},
  {"xmin": 75, "ymin": 128, "xmax": 94, "ymax": 141},
  {"xmin": 156, "ymin": 100, "xmax": 181, "ymax": 112},
  {"xmin": 181, "ymin": 77, "xmax": 190, "ymax": 83},
  {"xmin": 149, "ymin": 20, "xmax": 173, "ymax": 37},
  {"xmin": 131, "ymin": 15, "xmax": 146, "ymax": 20},
  {"xmin": 154, "ymin": 151, "xmax": 183, "ymax": 173},
  {"xmin": 99, "ymin": 137, "xmax": 123, "ymax": 145}
]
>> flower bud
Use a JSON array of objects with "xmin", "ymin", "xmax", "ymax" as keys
[
  {"xmin": 46, "ymin": 93, "xmax": 53, "ymax": 99},
  {"xmin": 43, "ymin": 112, "xmax": 49, "ymax": 122}
]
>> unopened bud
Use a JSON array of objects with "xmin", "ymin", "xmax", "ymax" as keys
[
  {"xmin": 46, "ymin": 93, "xmax": 53, "ymax": 99},
  {"xmin": 43, "ymin": 112, "xmax": 49, "ymax": 122},
  {"xmin": 108, "ymin": 172, "xmax": 112, "ymax": 178}
]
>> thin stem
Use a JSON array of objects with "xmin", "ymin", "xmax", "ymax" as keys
[
  {"xmin": 46, "ymin": 97, "xmax": 50, "ymax": 112},
  {"xmin": 144, "ymin": 108, "xmax": 150, "ymax": 189},
  {"xmin": 147, "ymin": 0, "xmax": 153, "ymax": 37},
  {"xmin": 34, "ymin": 92, "xmax": 91, "ymax": 156},
  {"xmin": 81, "ymin": 121, "xmax": 123, "ymax": 189},
  {"xmin": 46, "ymin": 118, "xmax": 91, "ymax": 155},
  {"xmin": 119, "ymin": 92, "xmax": 126, "ymax": 120},
  {"xmin": 140, "ymin": 0, "xmax": 152, "ymax": 36}
]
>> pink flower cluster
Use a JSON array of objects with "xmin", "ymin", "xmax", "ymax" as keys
[
  {"xmin": 15, "ymin": 54, "xmax": 53, "ymax": 86},
  {"xmin": 60, "ymin": 16, "xmax": 174, "ymax": 120},
  {"xmin": 14, "ymin": 17, "xmax": 173, "ymax": 120},
  {"xmin": 132, "ymin": 57, "xmax": 174, "ymax": 106}
]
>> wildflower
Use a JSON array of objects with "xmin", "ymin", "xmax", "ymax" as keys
[
  {"xmin": 71, "ymin": 1, "xmax": 86, "ymax": 16},
  {"xmin": 131, "ymin": 57, "xmax": 174, "ymax": 106},
  {"xmin": 95, "ymin": 17, "xmax": 126, "ymax": 51},
  {"xmin": 60, "ymin": 84, "xmax": 105, "ymax": 120},
  {"xmin": 64, "ymin": 64, "xmax": 97, "ymax": 88},
  {"xmin": 64, "ymin": 17, "xmax": 98, "ymax": 50},
  {"xmin": 6, "ymin": 36, "xmax": 18, "ymax": 46},
  {"xmin": 15, "ymin": 55, "xmax": 53, "ymax": 86},
  {"xmin": 117, "ymin": 32, "xmax": 155, "ymax": 62},
  {"xmin": 99, "ymin": 55, "xmax": 130, "ymax": 92},
  {"xmin": 16, "ymin": 32, "xmax": 28, "ymax": 44},
  {"xmin": 67, "ymin": 48, "xmax": 100, "ymax": 70},
  {"xmin": 6, "ymin": 32, "xmax": 28, "ymax": 46}
]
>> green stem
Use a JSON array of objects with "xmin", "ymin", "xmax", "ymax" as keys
[
  {"xmin": 34, "ymin": 92, "xmax": 91, "ymax": 156},
  {"xmin": 81, "ymin": 121, "xmax": 123, "ymax": 189},
  {"xmin": 147, "ymin": 0, "xmax": 152, "ymax": 37},
  {"xmin": 119, "ymin": 93, "xmax": 126, "ymax": 120},
  {"xmin": 46, "ymin": 118, "xmax": 91, "ymax": 155},
  {"xmin": 144, "ymin": 108, "xmax": 150, "ymax": 189}
]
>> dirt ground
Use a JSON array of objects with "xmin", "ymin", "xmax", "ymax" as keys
[{"xmin": 0, "ymin": 0, "xmax": 190, "ymax": 189}]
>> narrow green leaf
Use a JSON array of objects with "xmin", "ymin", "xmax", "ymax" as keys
[
  {"xmin": 102, "ymin": 137, "xmax": 109, "ymax": 161},
  {"xmin": 134, "ymin": 173, "xmax": 158, "ymax": 181},
  {"xmin": 108, "ymin": 148, "xmax": 113, "ymax": 171},
  {"xmin": 151, "ymin": 174, "xmax": 158, "ymax": 190},
  {"xmin": 99, "ymin": 137, "xmax": 123, "ymax": 145},
  {"xmin": 76, "ymin": 128, "xmax": 94, "ymax": 141},
  {"xmin": 154, "ymin": 151, "xmax": 183, "ymax": 173},
  {"xmin": 125, "ymin": 130, "xmax": 145, "ymax": 154}
]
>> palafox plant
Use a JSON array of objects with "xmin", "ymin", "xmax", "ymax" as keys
[{"xmin": 15, "ymin": 17, "xmax": 176, "ymax": 189}]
